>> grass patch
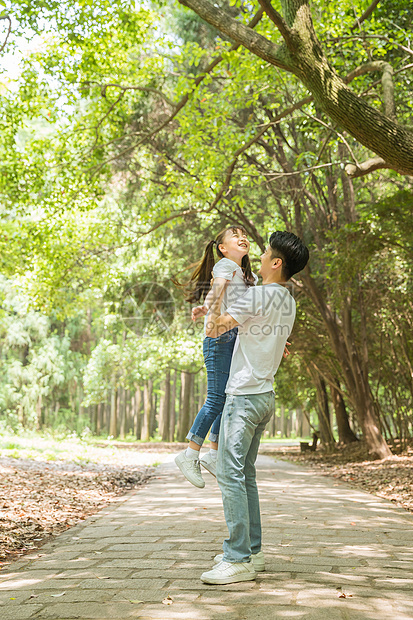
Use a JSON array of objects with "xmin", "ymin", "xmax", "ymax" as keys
[
  {"xmin": 0, "ymin": 430, "xmax": 118, "ymax": 466},
  {"xmin": 0, "ymin": 429, "xmax": 177, "ymax": 468}
]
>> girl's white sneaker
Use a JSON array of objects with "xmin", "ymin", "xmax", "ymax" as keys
[
  {"xmin": 200, "ymin": 451, "xmax": 217, "ymax": 477},
  {"xmin": 201, "ymin": 560, "xmax": 256, "ymax": 584},
  {"xmin": 213, "ymin": 551, "xmax": 265, "ymax": 572},
  {"xmin": 175, "ymin": 451, "xmax": 205, "ymax": 488}
]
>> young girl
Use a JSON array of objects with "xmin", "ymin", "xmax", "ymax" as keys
[{"xmin": 175, "ymin": 224, "xmax": 258, "ymax": 488}]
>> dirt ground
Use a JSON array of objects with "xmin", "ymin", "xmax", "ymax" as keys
[{"xmin": 0, "ymin": 456, "xmax": 153, "ymax": 567}]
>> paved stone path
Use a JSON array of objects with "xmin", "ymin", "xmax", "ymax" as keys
[{"xmin": 1, "ymin": 453, "xmax": 413, "ymax": 619}]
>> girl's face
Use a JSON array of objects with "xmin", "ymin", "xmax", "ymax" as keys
[{"xmin": 219, "ymin": 228, "xmax": 250, "ymax": 260}]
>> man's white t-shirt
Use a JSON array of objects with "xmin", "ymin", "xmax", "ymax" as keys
[
  {"xmin": 224, "ymin": 283, "xmax": 296, "ymax": 395},
  {"xmin": 203, "ymin": 258, "xmax": 258, "ymax": 337}
]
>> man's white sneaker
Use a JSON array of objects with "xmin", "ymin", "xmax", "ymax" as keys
[
  {"xmin": 213, "ymin": 550, "xmax": 265, "ymax": 572},
  {"xmin": 201, "ymin": 560, "xmax": 256, "ymax": 584},
  {"xmin": 175, "ymin": 451, "xmax": 205, "ymax": 488},
  {"xmin": 200, "ymin": 451, "xmax": 217, "ymax": 477}
]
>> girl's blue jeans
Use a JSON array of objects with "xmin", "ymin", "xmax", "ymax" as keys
[{"xmin": 186, "ymin": 328, "xmax": 238, "ymax": 446}]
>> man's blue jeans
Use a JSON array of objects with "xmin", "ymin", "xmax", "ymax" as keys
[
  {"xmin": 186, "ymin": 328, "xmax": 238, "ymax": 446},
  {"xmin": 217, "ymin": 391, "xmax": 275, "ymax": 563}
]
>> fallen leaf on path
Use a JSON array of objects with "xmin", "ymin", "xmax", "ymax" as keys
[{"xmin": 92, "ymin": 574, "xmax": 110, "ymax": 579}]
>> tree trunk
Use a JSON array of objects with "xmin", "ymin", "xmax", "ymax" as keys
[
  {"xmin": 150, "ymin": 387, "xmax": 157, "ymax": 437},
  {"xmin": 330, "ymin": 381, "xmax": 358, "ymax": 445},
  {"xmin": 129, "ymin": 391, "xmax": 135, "ymax": 434},
  {"xmin": 119, "ymin": 387, "xmax": 126, "ymax": 440},
  {"xmin": 78, "ymin": 384, "xmax": 84, "ymax": 420},
  {"xmin": 141, "ymin": 380, "xmax": 153, "ymax": 442},
  {"xmin": 296, "ymin": 406, "xmax": 305, "ymax": 438},
  {"xmin": 69, "ymin": 382, "xmax": 76, "ymax": 412},
  {"xmin": 176, "ymin": 372, "xmax": 193, "ymax": 442},
  {"xmin": 96, "ymin": 402, "xmax": 102, "ymax": 435},
  {"xmin": 36, "ymin": 394, "xmax": 42, "ymax": 431},
  {"xmin": 105, "ymin": 397, "xmax": 110, "ymax": 434},
  {"xmin": 133, "ymin": 388, "xmax": 142, "ymax": 439},
  {"xmin": 301, "ymin": 408, "xmax": 311, "ymax": 438},
  {"xmin": 124, "ymin": 390, "xmax": 132, "ymax": 435},
  {"xmin": 270, "ymin": 409, "xmax": 276, "ymax": 437},
  {"xmin": 109, "ymin": 388, "xmax": 118, "ymax": 438},
  {"xmin": 281, "ymin": 404, "xmax": 288, "ymax": 438},
  {"xmin": 168, "ymin": 370, "xmax": 177, "ymax": 442},
  {"xmin": 17, "ymin": 404, "xmax": 24, "ymax": 427},
  {"xmin": 159, "ymin": 370, "xmax": 171, "ymax": 442},
  {"xmin": 92, "ymin": 405, "xmax": 97, "ymax": 433},
  {"xmin": 314, "ymin": 374, "xmax": 336, "ymax": 451},
  {"xmin": 287, "ymin": 410, "xmax": 293, "ymax": 437},
  {"xmin": 189, "ymin": 373, "xmax": 196, "ymax": 427}
]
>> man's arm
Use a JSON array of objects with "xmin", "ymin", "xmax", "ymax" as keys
[{"xmin": 205, "ymin": 279, "xmax": 239, "ymax": 338}]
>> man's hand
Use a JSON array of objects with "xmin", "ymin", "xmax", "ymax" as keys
[
  {"xmin": 283, "ymin": 341, "xmax": 291, "ymax": 358},
  {"xmin": 192, "ymin": 305, "xmax": 208, "ymax": 322}
]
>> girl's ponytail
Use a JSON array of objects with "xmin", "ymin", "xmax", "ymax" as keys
[
  {"xmin": 241, "ymin": 254, "xmax": 256, "ymax": 287},
  {"xmin": 185, "ymin": 240, "xmax": 216, "ymax": 303}
]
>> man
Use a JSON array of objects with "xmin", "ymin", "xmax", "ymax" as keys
[{"xmin": 201, "ymin": 230, "xmax": 309, "ymax": 585}]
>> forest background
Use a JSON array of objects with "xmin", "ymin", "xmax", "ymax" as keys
[{"xmin": 1, "ymin": 0, "xmax": 412, "ymax": 461}]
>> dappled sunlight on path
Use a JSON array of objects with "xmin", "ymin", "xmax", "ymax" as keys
[{"xmin": 0, "ymin": 454, "xmax": 412, "ymax": 619}]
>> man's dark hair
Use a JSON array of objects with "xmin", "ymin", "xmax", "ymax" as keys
[{"xmin": 269, "ymin": 231, "xmax": 309, "ymax": 280}]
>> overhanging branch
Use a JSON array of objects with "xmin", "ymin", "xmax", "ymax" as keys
[
  {"xmin": 98, "ymin": 83, "xmax": 175, "ymax": 107},
  {"xmin": 343, "ymin": 60, "xmax": 395, "ymax": 119},
  {"xmin": 350, "ymin": 0, "xmax": 381, "ymax": 31},
  {"xmin": 381, "ymin": 63, "xmax": 395, "ymax": 119},
  {"xmin": 0, "ymin": 15, "xmax": 11, "ymax": 54},
  {"xmin": 258, "ymin": 0, "xmax": 292, "ymax": 43},
  {"xmin": 178, "ymin": 0, "xmax": 292, "ymax": 71},
  {"xmin": 344, "ymin": 60, "xmax": 388, "ymax": 83},
  {"xmin": 344, "ymin": 157, "xmax": 392, "ymax": 178}
]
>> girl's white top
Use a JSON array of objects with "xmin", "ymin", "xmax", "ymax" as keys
[{"xmin": 203, "ymin": 258, "xmax": 258, "ymax": 338}]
